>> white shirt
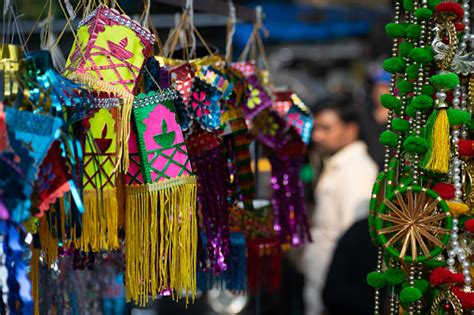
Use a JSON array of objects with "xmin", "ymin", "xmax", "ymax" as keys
[{"xmin": 301, "ymin": 140, "xmax": 378, "ymax": 315}]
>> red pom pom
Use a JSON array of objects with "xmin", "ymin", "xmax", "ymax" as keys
[
  {"xmin": 464, "ymin": 219, "xmax": 474, "ymax": 233},
  {"xmin": 452, "ymin": 286, "xmax": 474, "ymax": 309},
  {"xmin": 433, "ymin": 182, "xmax": 455, "ymax": 200},
  {"xmin": 459, "ymin": 139, "xmax": 474, "ymax": 157},
  {"xmin": 430, "ymin": 267, "xmax": 464, "ymax": 287},
  {"xmin": 454, "ymin": 22, "xmax": 465, "ymax": 31},
  {"xmin": 436, "ymin": 2, "xmax": 464, "ymax": 20}
]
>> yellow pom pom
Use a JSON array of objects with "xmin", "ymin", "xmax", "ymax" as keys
[{"xmin": 447, "ymin": 200, "xmax": 470, "ymax": 217}]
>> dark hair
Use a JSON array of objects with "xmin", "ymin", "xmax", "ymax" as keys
[{"xmin": 312, "ymin": 94, "xmax": 360, "ymax": 124}]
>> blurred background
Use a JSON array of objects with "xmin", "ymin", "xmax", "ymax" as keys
[{"xmin": 3, "ymin": 0, "xmax": 394, "ymax": 314}]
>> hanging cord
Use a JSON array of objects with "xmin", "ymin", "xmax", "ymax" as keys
[
  {"xmin": 2, "ymin": 0, "xmax": 26, "ymax": 49},
  {"xmin": 23, "ymin": 1, "xmax": 50, "ymax": 50},
  {"xmin": 238, "ymin": 5, "xmax": 270, "ymax": 70},
  {"xmin": 185, "ymin": 0, "xmax": 197, "ymax": 58},
  {"xmin": 162, "ymin": 0, "xmax": 213, "ymax": 61},
  {"xmin": 142, "ymin": 0, "xmax": 151, "ymax": 28},
  {"xmin": 225, "ymin": 0, "xmax": 236, "ymax": 63}
]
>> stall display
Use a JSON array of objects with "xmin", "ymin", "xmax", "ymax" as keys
[
  {"xmin": 369, "ymin": 0, "xmax": 474, "ymax": 313},
  {"xmin": 0, "ymin": 0, "xmax": 312, "ymax": 313}
]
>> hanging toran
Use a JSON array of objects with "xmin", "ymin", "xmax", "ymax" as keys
[{"xmin": 369, "ymin": 0, "xmax": 474, "ymax": 313}]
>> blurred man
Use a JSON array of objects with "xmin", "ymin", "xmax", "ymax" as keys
[{"xmin": 301, "ymin": 95, "xmax": 377, "ymax": 315}]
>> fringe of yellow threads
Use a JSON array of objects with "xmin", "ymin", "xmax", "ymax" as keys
[
  {"xmin": 74, "ymin": 189, "xmax": 119, "ymax": 252},
  {"xmin": 125, "ymin": 176, "xmax": 197, "ymax": 306},
  {"xmin": 67, "ymin": 72, "xmax": 133, "ymax": 172},
  {"xmin": 425, "ymin": 109, "xmax": 450, "ymax": 173}
]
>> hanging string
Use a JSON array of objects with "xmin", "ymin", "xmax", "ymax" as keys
[
  {"xmin": 225, "ymin": 0, "xmax": 236, "ymax": 63},
  {"xmin": 142, "ymin": 0, "xmax": 151, "ymax": 28},
  {"xmin": 2, "ymin": 0, "xmax": 26, "ymax": 49},
  {"xmin": 185, "ymin": 0, "xmax": 197, "ymax": 58},
  {"xmin": 23, "ymin": 1, "xmax": 49, "ymax": 50},
  {"xmin": 238, "ymin": 5, "xmax": 270, "ymax": 68}
]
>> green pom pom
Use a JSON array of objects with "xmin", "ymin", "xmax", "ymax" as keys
[
  {"xmin": 386, "ymin": 23, "xmax": 406, "ymax": 38},
  {"xmin": 428, "ymin": 0, "xmax": 441, "ymax": 10},
  {"xmin": 367, "ymin": 272, "xmax": 387, "ymax": 288},
  {"xmin": 411, "ymin": 95, "xmax": 434, "ymax": 111},
  {"xmin": 414, "ymin": 8, "xmax": 433, "ymax": 20},
  {"xmin": 447, "ymin": 109, "xmax": 471, "ymax": 126},
  {"xmin": 402, "ymin": 280, "xmax": 429, "ymax": 292},
  {"xmin": 392, "ymin": 118, "xmax": 410, "ymax": 132},
  {"xmin": 409, "ymin": 47, "xmax": 433, "ymax": 63},
  {"xmin": 403, "ymin": 136, "xmax": 428, "ymax": 154},
  {"xmin": 383, "ymin": 57, "xmax": 406, "ymax": 74},
  {"xmin": 405, "ymin": 104, "xmax": 417, "ymax": 117},
  {"xmin": 403, "ymin": 0, "xmax": 415, "ymax": 11},
  {"xmin": 398, "ymin": 80, "xmax": 414, "ymax": 94},
  {"xmin": 406, "ymin": 64, "xmax": 420, "ymax": 79},
  {"xmin": 400, "ymin": 287, "xmax": 423, "ymax": 304},
  {"xmin": 421, "ymin": 84, "xmax": 435, "ymax": 97},
  {"xmin": 380, "ymin": 94, "xmax": 401, "ymax": 110},
  {"xmin": 430, "ymin": 73, "xmax": 460, "ymax": 90},
  {"xmin": 380, "ymin": 131, "xmax": 399, "ymax": 147},
  {"xmin": 400, "ymin": 41, "xmax": 414, "ymax": 58},
  {"xmin": 384, "ymin": 268, "xmax": 406, "ymax": 285},
  {"xmin": 406, "ymin": 24, "xmax": 421, "ymax": 39}
]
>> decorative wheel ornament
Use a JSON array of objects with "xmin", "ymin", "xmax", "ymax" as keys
[
  {"xmin": 376, "ymin": 185, "xmax": 453, "ymax": 263},
  {"xmin": 430, "ymin": 288, "xmax": 463, "ymax": 315}
]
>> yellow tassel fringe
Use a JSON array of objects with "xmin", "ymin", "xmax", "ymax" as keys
[
  {"xmin": 425, "ymin": 109, "xmax": 451, "ymax": 174},
  {"xmin": 125, "ymin": 175, "xmax": 197, "ymax": 307},
  {"xmin": 74, "ymin": 189, "xmax": 119, "ymax": 252},
  {"xmin": 67, "ymin": 72, "xmax": 133, "ymax": 172}
]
